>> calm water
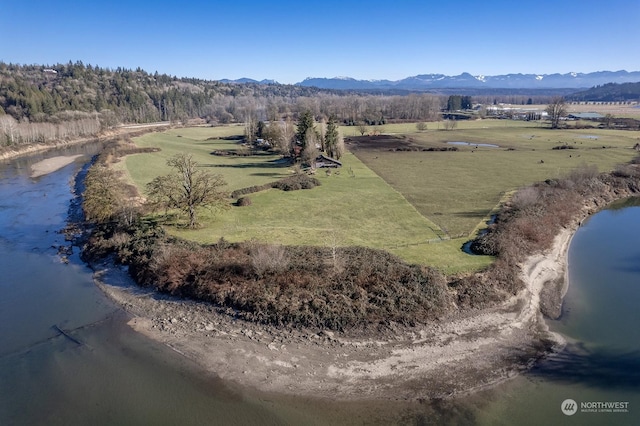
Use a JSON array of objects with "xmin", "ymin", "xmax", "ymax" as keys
[
  {"xmin": 1, "ymin": 145, "xmax": 639, "ymax": 425},
  {"xmin": 475, "ymin": 200, "xmax": 640, "ymax": 426}
]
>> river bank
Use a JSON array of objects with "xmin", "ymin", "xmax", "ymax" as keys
[
  {"xmin": 0, "ymin": 123, "xmax": 172, "ymax": 163},
  {"xmin": 91, "ymin": 220, "xmax": 578, "ymax": 401}
]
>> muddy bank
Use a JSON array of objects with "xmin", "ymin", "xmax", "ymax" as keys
[
  {"xmin": 30, "ymin": 155, "xmax": 83, "ymax": 178},
  {"xmin": 0, "ymin": 137, "xmax": 100, "ymax": 162},
  {"xmin": 0, "ymin": 124, "xmax": 171, "ymax": 163},
  {"xmin": 92, "ymin": 224, "xmax": 575, "ymax": 400}
]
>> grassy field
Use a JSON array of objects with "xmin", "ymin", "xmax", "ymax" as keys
[
  {"xmin": 119, "ymin": 120, "xmax": 638, "ymax": 274},
  {"xmin": 118, "ymin": 126, "xmax": 493, "ymax": 274},
  {"xmin": 349, "ymin": 121, "xmax": 640, "ymax": 237}
]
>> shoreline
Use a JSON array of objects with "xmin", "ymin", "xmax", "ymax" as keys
[
  {"xmin": 0, "ymin": 123, "xmax": 172, "ymax": 163},
  {"xmin": 91, "ymin": 222, "xmax": 578, "ymax": 401},
  {"xmin": 0, "ymin": 137, "xmax": 100, "ymax": 162},
  {"xmin": 30, "ymin": 155, "xmax": 84, "ymax": 178}
]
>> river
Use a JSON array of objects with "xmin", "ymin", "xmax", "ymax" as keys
[{"xmin": 1, "ymin": 145, "xmax": 638, "ymax": 425}]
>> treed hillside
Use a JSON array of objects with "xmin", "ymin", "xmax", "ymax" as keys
[
  {"xmin": 1, "ymin": 61, "xmax": 556, "ymax": 148},
  {"xmin": 566, "ymin": 82, "xmax": 640, "ymax": 102},
  {"xmin": 0, "ymin": 61, "xmax": 328, "ymax": 124}
]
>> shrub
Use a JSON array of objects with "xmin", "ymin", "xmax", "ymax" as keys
[
  {"xmin": 272, "ymin": 174, "xmax": 320, "ymax": 191},
  {"xmin": 236, "ymin": 196, "xmax": 252, "ymax": 206},
  {"xmin": 250, "ymin": 243, "xmax": 289, "ymax": 277},
  {"xmin": 230, "ymin": 174, "xmax": 321, "ymax": 198}
]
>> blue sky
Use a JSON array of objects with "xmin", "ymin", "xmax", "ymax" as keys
[{"xmin": 2, "ymin": 0, "xmax": 639, "ymax": 84}]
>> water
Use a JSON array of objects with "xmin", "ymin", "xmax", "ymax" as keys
[
  {"xmin": 1, "ymin": 144, "xmax": 639, "ymax": 425},
  {"xmin": 475, "ymin": 200, "xmax": 640, "ymax": 425},
  {"xmin": 0, "ymin": 145, "xmax": 432, "ymax": 425},
  {"xmin": 447, "ymin": 141, "xmax": 500, "ymax": 148},
  {"xmin": 0, "ymin": 146, "xmax": 290, "ymax": 425}
]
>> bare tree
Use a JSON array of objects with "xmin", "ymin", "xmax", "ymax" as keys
[
  {"xmin": 334, "ymin": 134, "xmax": 345, "ymax": 160},
  {"xmin": 443, "ymin": 119, "xmax": 457, "ymax": 131},
  {"xmin": 146, "ymin": 154, "xmax": 227, "ymax": 228},
  {"xmin": 301, "ymin": 132, "xmax": 319, "ymax": 165},
  {"xmin": 276, "ymin": 117, "xmax": 295, "ymax": 157},
  {"xmin": 546, "ymin": 97, "xmax": 567, "ymax": 129}
]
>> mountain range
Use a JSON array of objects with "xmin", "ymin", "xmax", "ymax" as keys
[{"xmin": 223, "ymin": 71, "xmax": 640, "ymax": 91}]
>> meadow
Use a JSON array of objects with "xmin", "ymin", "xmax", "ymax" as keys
[
  {"xmin": 119, "ymin": 119, "xmax": 639, "ymax": 274},
  {"xmin": 349, "ymin": 120, "xmax": 639, "ymax": 237}
]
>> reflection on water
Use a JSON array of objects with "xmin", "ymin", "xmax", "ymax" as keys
[{"xmin": 531, "ymin": 343, "xmax": 640, "ymax": 391}]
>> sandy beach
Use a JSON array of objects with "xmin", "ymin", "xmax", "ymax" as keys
[
  {"xmin": 30, "ymin": 155, "xmax": 83, "ymax": 178},
  {"xmin": 92, "ymin": 222, "xmax": 577, "ymax": 400}
]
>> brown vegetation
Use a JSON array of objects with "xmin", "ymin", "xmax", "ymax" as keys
[
  {"xmin": 83, "ymin": 141, "xmax": 640, "ymax": 332},
  {"xmin": 460, "ymin": 161, "xmax": 640, "ymax": 308},
  {"xmin": 85, "ymin": 229, "xmax": 450, "ymax": 330}
]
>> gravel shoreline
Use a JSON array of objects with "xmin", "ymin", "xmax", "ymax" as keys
[
  {"xmin": 30, "ymin": 155, "xmax": 83, "ymax": 177},
  {"xmin": 91, "ymin": 223, "xmax": 576, "ymax": 400}
]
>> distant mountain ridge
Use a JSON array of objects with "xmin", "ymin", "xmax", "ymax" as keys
[
  {"xmin": 219, "ymin": 77, "xmax": 279, "ymax": 85},
  {"xmin": 566, "ymin": 82, "xmax": 640, "ymax": 102},
  {"xmin": 293, "ymin": 71, "xmax": 640, "ymax": 91}
]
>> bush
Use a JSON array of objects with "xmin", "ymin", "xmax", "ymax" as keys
[
  {"xmin": 250, "ymin": 243, "xmax": 289, "ymax": 277},
  {"xmin": 230, "ymin": 174, "xmax": 321, "ymax": 198},
  {"xmin": 271, "ymin": 174, "xmax": 320, "ymax": 191},
  {"xmin": 236, "ymin": 196, "xmax": 252, "ymax": 206}
]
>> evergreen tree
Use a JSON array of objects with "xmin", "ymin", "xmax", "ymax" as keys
[
  {"xmin": 295, "ymin": 110, "xmax": 315, "ymax": 148},
  {"xmin": 324, "ymin": 115, "xmax": 340, "ymax": 159}
]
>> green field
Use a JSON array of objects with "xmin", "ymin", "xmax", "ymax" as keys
[
  {"xmin": 120, "ymin": 121, "xmax": 639, "ymax": 274},
  {"xmin": 349, "ymin": 122, "xmax": 639, "ymax": 237}
]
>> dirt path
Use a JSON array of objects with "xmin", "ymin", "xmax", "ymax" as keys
[{"xmin": 92, "ymin": 224, "xmax": 576, "ymax": 400}]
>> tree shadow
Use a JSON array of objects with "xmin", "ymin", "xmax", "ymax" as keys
[
  {"xmin": 528, "ymin": 342, "xmax": 640, "ymax": 390},
  {"xmin": 453, "ymin": 209, "xmax": 492, "ymax": 219},
  {"xmin": 203, "ymin": 158, "xmax": 292, "ymax": 169}
]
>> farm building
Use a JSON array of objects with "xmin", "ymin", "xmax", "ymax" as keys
[
  {"xmin": 567, "ymin": 112, "xmax": 605, "ymax": 120},
  {"xmin": 314, "ymin": 154, "xmax": 342, "ymax": 168}
]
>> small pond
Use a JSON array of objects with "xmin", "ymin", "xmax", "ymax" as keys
[{"xmin": 447, "ymin": 141, "xmax": 499, "ymax": 148}]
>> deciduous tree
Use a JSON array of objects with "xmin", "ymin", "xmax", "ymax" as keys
[
  {"xmin": 146, "ymin": 154, "xmax": 227, "ymax": 228},
  {"xmin": 83, "ymin": 165, "xmax": 125, "ymax": 223},
  {"xmin": 546, "ymin": 97, "xmax": 567, "ymax": 129}
]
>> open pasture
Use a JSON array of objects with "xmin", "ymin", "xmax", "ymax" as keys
[
  {"xmin": 349, "ymin": 121, "xmax": 640, "ymax": 237},
  {"xmin": 122, "ymin": 127, "xmax": 493, "ymax": 273},
  {"xmin": 121, "ymin": 121, "xmax": 638, "ymax": 274}
]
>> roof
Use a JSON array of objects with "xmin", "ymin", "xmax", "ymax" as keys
[
  {"xmin": 315, "ymin": 154, "xmax": 342, "ymax": 167},
  {"xmin": 567, "ymin": 112, "xmax": 605, "ymax": 119}
]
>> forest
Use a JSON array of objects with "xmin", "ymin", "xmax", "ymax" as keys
[{"xmin": 1, "ymin": 61, "xmax": 555, "ymax": 147}]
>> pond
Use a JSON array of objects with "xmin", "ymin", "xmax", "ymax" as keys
[{"xmin": 447, "ymin": 141, "xmax": 500, "ymax": 148}]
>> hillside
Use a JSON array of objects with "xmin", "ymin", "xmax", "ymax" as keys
[
  {"xmin": 0, "ymin": 62, "xmax": 329, "ymax": 125},
  {"xmin": 566, "ymin": 82, "xmax": 640, "ymax": 102}
]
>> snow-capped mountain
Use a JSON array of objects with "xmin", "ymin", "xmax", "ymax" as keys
[{"xmin": 295, "ymin": 71, "xmax": 640, "ymax": 90}]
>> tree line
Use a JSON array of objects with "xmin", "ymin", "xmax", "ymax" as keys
[{"xmin": 2, "ymin": 62, "xmax": 565, "ymax": 146}]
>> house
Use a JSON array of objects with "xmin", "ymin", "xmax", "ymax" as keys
[{"xmin": 314, "ymin": 154, "xmax": 342, "ymax": 168}]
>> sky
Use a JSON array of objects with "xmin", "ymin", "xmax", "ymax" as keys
[{"xmin": 2, "ymin": 0, "xmax": 639, "ymax": 84}]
